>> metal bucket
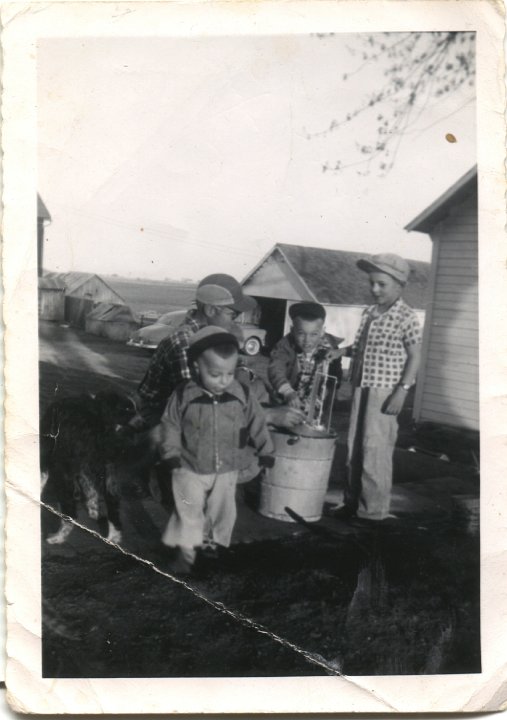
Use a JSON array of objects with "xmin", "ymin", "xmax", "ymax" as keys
[{"xmin": 259, "ymin": 427, "xmax": 337, "ymax": 522}]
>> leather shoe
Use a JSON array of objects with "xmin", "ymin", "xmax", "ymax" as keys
[{"xmin": 326, "ymin": 505, "xmax": 356, "ymax": 521}]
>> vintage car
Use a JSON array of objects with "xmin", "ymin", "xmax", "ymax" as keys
[{"xmin": 127, "ymin": 309, "xmax": 267, "ymax": 356}]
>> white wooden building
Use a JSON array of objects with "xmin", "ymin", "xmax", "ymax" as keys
[
  {"xmin": 241, "ymin": 243, "xmax": 429, "ymax": 350},
  {"xmin": 405, "ymin": 166, "xmax": 478, "ymax": 431}
]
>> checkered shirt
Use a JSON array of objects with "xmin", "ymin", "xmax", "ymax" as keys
[
  {"xmin": 351, "ymin": 298, "xmax": 422, "ymax": 389},
  {"xmin": 137, "ymin": 309, "xmax": 205, "ymax": 417}
]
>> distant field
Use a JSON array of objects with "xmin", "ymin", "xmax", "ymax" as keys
[{"xmin": 104, "ymin": 276, "xmax": 197, "ymax": 315}]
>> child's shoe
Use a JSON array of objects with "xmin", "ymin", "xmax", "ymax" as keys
[{"xmin": 160, "ymin": 546, "xmax": 195, "ymax": 576}]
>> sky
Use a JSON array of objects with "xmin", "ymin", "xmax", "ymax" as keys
[{"xmin": 38, "ymin": 34, "xmax": 476, "ymax": 282}]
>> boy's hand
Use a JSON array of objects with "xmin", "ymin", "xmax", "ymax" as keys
[
  {"xmin": 382, "ymin": 387, "xmax": 407, "ymax": 416},
  {"xmin": 287, "ymin": 392, "xmax": 301, "ymax": 409},
  {"xmin": 265, "ymin": 405, "xmax": 305, "ymax": 429},
  {"xmin": 321, "ymin": 347, "xmax": 347, "ymax": 362}
]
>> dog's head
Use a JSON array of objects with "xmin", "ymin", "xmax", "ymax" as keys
[{"xmin": 93, "ymin": 392, "xmax": 141, "ymax": 429}]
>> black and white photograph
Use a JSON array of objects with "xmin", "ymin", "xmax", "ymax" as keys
[{"xmin": 3, "ymin": 1, "xmax": 506, "ymax": 713}]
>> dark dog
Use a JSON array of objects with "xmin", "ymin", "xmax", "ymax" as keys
[{"xmin": 40, "ymin": 391, "xmax": 139, "ymax": 545}]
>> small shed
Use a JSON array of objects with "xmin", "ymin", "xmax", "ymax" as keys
[
  {"xmin": 85, "ymin": 303, "xmax": 140, "ymax": 343},
  {"xmin": 405, "ymin": 166, "xmax": 478, "ymax": 431},
  {"xmin": 42, "ymin": 271, "xmax": 126, "ymax": 328},
  {"xmin": 241, "ymin": 243, "xmax": 429, "ymax": 347},
  {"xmin": 38, "ymin": 274, "xmax": 65, "ymax": 321}
]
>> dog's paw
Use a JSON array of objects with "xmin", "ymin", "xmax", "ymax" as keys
[
  {"xmin": 46, "ymin": 522, "xmax": 73, "ymax": 544},
  {"xmin": 107, "ymin": 523, "xmax": 122, "ymax": 544}
]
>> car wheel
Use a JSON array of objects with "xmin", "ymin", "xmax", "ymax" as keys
[{"xmin": 243, "ymin": 336, "xmax": 261, "ymax": 356}]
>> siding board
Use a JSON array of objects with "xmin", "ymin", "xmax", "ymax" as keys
[
  {"xmin": 432, "ymin": 275, "xmax": 478, "ymax": 286},
  {"xmin": 425, "ymin": 362, "xmax": 478, "ymax": 381},
  {"xmin": 437, "ymin": 257, "xmax": 478, "ymax": 269},
  {"xmin": 423, "ymin": 379, "xmax": 479, "ymax": 402},
  {"xmin": 420, "ymin": 407, "xmax": 479, "ymax": 430},
  {"xmin": 422, "ymin": 392, "xmax": 478, "ymax": 413},
  {"xmin": 431, "ymin": 327, "xmax": 478, "ymax": 342},
  {"xmin": 427, "ymin": 349, "xmax": 478, "ymax": 366}
]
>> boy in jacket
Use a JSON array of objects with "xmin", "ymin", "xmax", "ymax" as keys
[
  {"xmin": 268, "ymin": 302, "xmax": 343, "ymax": 416},
  {"xmin": 159, "ymin": 326, "xmax": 275, "ymax": 574}
]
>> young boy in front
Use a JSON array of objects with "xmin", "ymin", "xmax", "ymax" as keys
[
  {"xmin": 159, "ymin": 326, "xmax": 275, "ymax": 574},
  {"xmin": 268, "ymin": 302, "xmax": 343, "ymax": 416},
  {"xmin": 333, "ymin": 253, "xmax": 422, "ymax": 524}
]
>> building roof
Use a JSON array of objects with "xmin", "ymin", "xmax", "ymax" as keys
[
  {"xmin": 37, "ymin": 194, "xmax": 51, "ymax": 222},
  {"xmin": 86, "ymin": 302, "xmax": 139, "ymax": 323},
  {"xmin": 405, "ymin": 166, "xmax": 477, "ymax": 234},
  {"xmin": 243, "ymin": 243, "xmax": 429, "ymax": 309},
  {"xmin": 42, "ymin": 271, "xmax": 125, "ymax": 302},
  {"xmin": 39, "ymin": 275, "xmax": 66, "ymax": 290}
]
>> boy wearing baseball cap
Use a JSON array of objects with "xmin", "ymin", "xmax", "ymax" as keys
[
  {"xmin": 158, "ymin": 326, "xmax": 275, "ymax": 574},
  {"xmin": 268, "ymin": 302, "xmax": 343, "ymax": 415},
  {"xmin": 333, "ymin": 254, "xmax": 422, "ymax": 524}
]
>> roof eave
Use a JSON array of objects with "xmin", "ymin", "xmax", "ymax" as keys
[{"xmin": 405, "ymin": 165, "xmax": 477, "ymax": 234}]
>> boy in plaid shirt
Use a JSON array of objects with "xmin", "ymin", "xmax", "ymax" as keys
[{"xmin": 332, "ymin": 254, "xmax": 422, "ymax": 523}]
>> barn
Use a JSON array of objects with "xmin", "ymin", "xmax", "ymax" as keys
[
  {"xmin": 241, "ymin": 243, "xmax": 429, "ymax": 349},
  {"xmin": 40, "ymin": 271, "xmax": 126, "ymax": 328},
  {"xmin": 85, "ymin": 302, "xmax": 140, "ymax": 343},
  {"xmin": 405, "ymin": 166, "xmax": 478, "ymax": 431}
]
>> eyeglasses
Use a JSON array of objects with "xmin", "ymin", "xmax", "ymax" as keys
[{"xmin": 217, "ymin": 307, "xmax": 241, "ymax": 320}]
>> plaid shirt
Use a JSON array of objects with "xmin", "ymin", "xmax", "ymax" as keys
[
  {"xmin": 351, "ymin": 298, "xmax": 422, "ymax": 389},
  {"xmin": 137, "ymin": 309, "xmax": 205, "ymax": 422}
]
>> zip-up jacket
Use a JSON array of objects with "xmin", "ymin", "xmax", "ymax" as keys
[{"xmin": 159, "ymin": 379, "xmax": 275, "ymax": 474}]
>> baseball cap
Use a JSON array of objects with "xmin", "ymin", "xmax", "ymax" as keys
[
  {"xmin": 357, "ymin": 253, "xmax": 411, "ymax": 284},
  {"xmin": 196, "ymin": 273, "xmax": 256, "ymax": 313},
  {"xmin": 289, "ymin": 302, "xmax": 326, "ymax": 321},
  {"xmin": 187, "ymin": 325, "xmax": 239, "ymax": 362}
]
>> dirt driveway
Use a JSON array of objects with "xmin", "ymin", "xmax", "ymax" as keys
[{"xmin": 40, "ymin": 320, "xmax": 481, "ymax": 678}]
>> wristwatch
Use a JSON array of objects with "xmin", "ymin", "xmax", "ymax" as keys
[{"xmin": 399, "ymin": 382, "xmax": 412, "ymax": 391}]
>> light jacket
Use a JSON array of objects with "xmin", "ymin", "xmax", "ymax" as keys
[
  {"xmin": 268, "ymin": 332, "xmax": 343, "ymax": 397},
  {"xmin": 159, "ymin": 379, "xmax": 275, "ymax": 474}
]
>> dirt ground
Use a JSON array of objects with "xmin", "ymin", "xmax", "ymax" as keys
[{"xmin": 40, "ymin": 320, "xmax": 480, "ymax": 678}]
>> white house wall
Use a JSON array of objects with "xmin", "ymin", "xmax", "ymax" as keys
[{"xmin": 414, "ymin": 198, "xmax": 478, "ymax": 430}]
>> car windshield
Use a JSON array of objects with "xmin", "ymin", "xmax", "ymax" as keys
[{"xmin": 157, "ymin": 311, "xmax": 186, "ymax": 326}]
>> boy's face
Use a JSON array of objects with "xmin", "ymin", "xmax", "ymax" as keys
[
  {"xmin": 196, "ymin": 348, "xmax": 238, "ymax": 395},
  {"xmin": 369, "ymin": 271, "xmax": 403, "ymax": 310},
  {"xmin": 292, "ymin": 317, "xmax": 324, "ymax": 354}
]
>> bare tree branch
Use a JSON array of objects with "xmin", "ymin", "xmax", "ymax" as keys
[{"xmin": 312, "ymin": 32, "xmax": 475, "ymax": 176}]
